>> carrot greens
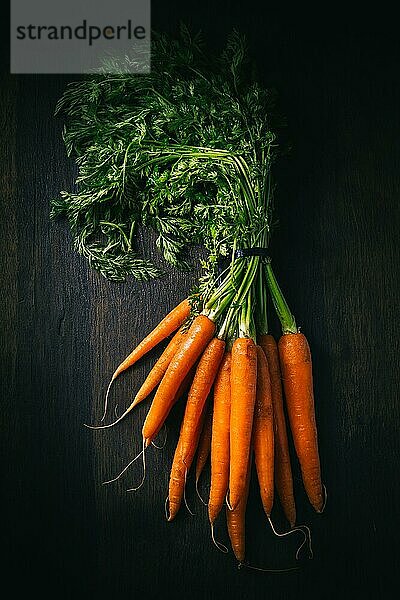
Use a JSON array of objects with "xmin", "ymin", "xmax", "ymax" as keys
[{"xmin": 52, "ymin": 27, "xmax": 278, "ymax": 285}]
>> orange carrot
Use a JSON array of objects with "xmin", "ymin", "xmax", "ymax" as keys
[
  {"xmin": 142, "ymin": 314, "xmax": 216, "ymax": 446},
  {"xmin": 149, "ymin": 363, "xmax": 196, "ymax": 442},
  {"xmin": 174, "ymin": 364, "xmax": 197, "ymax": 403},
  {"xmin": 99, "ymin": 298, "xmax": 191, "ymax": 422},
  {"xmin": 167, "ymin": 337, "xmax": 225, "ymax": 520},
  {"xmin": 229, "ymin": 337, "xmax": 257, "ymax": 510},
  {"xmin": 179, "ymin": 338, "xmax": 225, "ymax": 459},
  {"xmin": 86, "ymin": 328, "xmax": 188, "ymax": 430},
  {"xmin": 208, "ymin": 351, "xmax": 231, "ymax": 524},
  {"xmin": 226, "ymin": 452, "xmax": 252, "ymax": 563},
  {"xmin": 259, "ymin": 334, "xmax": 296, "ymax": 527},
  {"xmin": 195, "ymin": 401, "xmax": 213, "ymax": 486},
  {"xmin": 253, "ymin": 345, "xmax": 274, "ymax": 517},
  {"xmin": 112, "ymin": 298, "xmax": 191, "ymax": 381},
  {"xmin": 133, "ymin": 328, "xmax": 187, "ymax": 407},
  {"xmin": 167, "ymin": 401, "xmax": 208, "ymax": 521},
  {"xmin": 278, "ymin": 332, "xmax": 323, "ymax": 513}
]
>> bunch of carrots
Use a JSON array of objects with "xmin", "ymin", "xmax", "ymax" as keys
[
  {"xmin": 54, "ymin": 28, "xmax": 326, "ymax": 567},
  {"xmin": 89, "ymin": 258, "xmax": 325, "ymax": 566}
]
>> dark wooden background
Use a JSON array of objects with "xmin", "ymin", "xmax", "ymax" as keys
[{"xmin": 1, "ymin": 4, "xmax": 399, "ymax": 599}]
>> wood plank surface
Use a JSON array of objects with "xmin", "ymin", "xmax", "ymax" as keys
[{"xmin": 1, "ymin": 5, "xmax": 399, "ymax": 599}]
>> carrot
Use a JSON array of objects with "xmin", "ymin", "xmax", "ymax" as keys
[
  {"xmin": 253, "ymin": 345, "xmax": 274, "ymax": 518},
  {"xmin": 149, "ymin": 364, "xmax": 196, "ymax": 443},
  {"xmin": 142, "ymin": 314, "xmax": 216, "ymax": 446},
  {"xmin": 87, "ymin": 328, "xmax": 188, "ymax": 430},
  {"xmin": 229, "ymin": 337, "xmax": 257, "ymax": 510},
  {"xmin": 167, "ymin": 337, "xmax": 225, "ymax": 520},
  {"xmin": 278, "ymin": 332, "xmax": 323, "ymax": 513},
  {"xmin": 208, "ymin": 351, "xmax": 231, "ymax": 524},
  {"xmin": 112, "ymin": 298, "xmax": 191, "ymax": 381},
  {"xmin": 174, "ymin": 364, "xmax": 197, "ymax": 402},
  {"xmin": 195, "ymin": 401, "xmax": 213, "ymax": 486},
  {"xmin": 259, "ymin": 334, "xmax": 296, "ymax": 527},
  {"xmin": 226, "ymin": 452, "xmax": 252, "ymax": 563},
  {"xmin": 100, "ymin": 298, "xmax": 191, "ymax": 421},
  {"xmin": 179, "ymin": 338, "xmax": 225, "ymax": 459},
  {"xmin": 167, "ymin": 401, "xmax": 208, "ymax": 521},
  {"xmin": 133, "ymin": 328, "xmax": 187, "ymax": 407}
]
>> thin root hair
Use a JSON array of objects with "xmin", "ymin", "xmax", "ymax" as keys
[
  {"xmin": 102, "ymin": 442, "xmax": 144, "ymax": 485},
  {"xmin": 151, "ymin": 425, "xmax": 168, "ymax": 450},
  {"xmin": 127, "ymin": 438, "xmax": 147, "ymax": 492},
  {"xmin": 84, "ymin": 398, "xmax": 137, "ymax": 430},
  {"xmin": 267, "ymin": 516, "xmax": 313, "ymax": 560},
  {"xmin": 165, "ymin": 496, "xmax": 171, "ymax": 521},
  {"xmin": 320, "ymin": 483, "xmax": 328, "ymax": 513},
  {"xmin": 195, "ymin": 476, "xmax": 208, "ymax": 506},
  {"xmin": 183, "ymin": 467, "xmax": 195, "ymax": 516},
  {"xmin": 238, "ymin": 561, "xmax": 299, "ymax": 574},
  {"xmin": 210, "ymin": 522, "xmax": 229, "ymax": 554},
  {"xmin": 101, "ymin": 377, "xmax": 115, "ymax": 422},
  {"xmin": 225, "ymin": 490, "xmax": 233, "ymax": 511}
]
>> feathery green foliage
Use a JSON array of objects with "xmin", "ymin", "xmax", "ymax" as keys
[{"xmin": 52, "ymin": 26, "xmax": 280, "ymax": 283}]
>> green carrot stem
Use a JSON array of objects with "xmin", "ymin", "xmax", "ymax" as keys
[
  {"xmin": 205, "ymin": 288, "xmax": 236, "ymax": 323},
  {"xmin": 226, "ymin": 312, "xmax": 239, "ymax": 349},
  {"xmin": 256, "ymin": 264, "xmax": 268, "ymax": 335},
  {"xmin": 217, "ymin": 256, "xmax": 258, "ymax": 339},
  {"xmin": 238, "ymin": 298, "xmax": 249, "ymax": 338},
  {"xmin": 204, "ymin": 258, "xmax": 245, "ymax": 311},
  {"xmin": 249, "ymin": 289, "xmax": 257, "ymax": 342},
  {"xmin": 238, "ymin": 286, "xmax": 255, "ymax": 340},
  {"xmin": 264, "ymin": 260, "xmax": 297, "ymax": 334}
]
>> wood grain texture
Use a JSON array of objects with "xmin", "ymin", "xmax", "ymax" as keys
[{"xmin": 1, "ymin": 6, "xmax": 400, "ymax": 599}]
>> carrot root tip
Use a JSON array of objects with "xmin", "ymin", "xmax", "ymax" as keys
[
  {"xmin": 151, "ymin": 425, "xmax": 168, "ymax": 450},
  {"xmin": 167, "ymin": 502, "xmax": 178, "ymax": 522}
]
